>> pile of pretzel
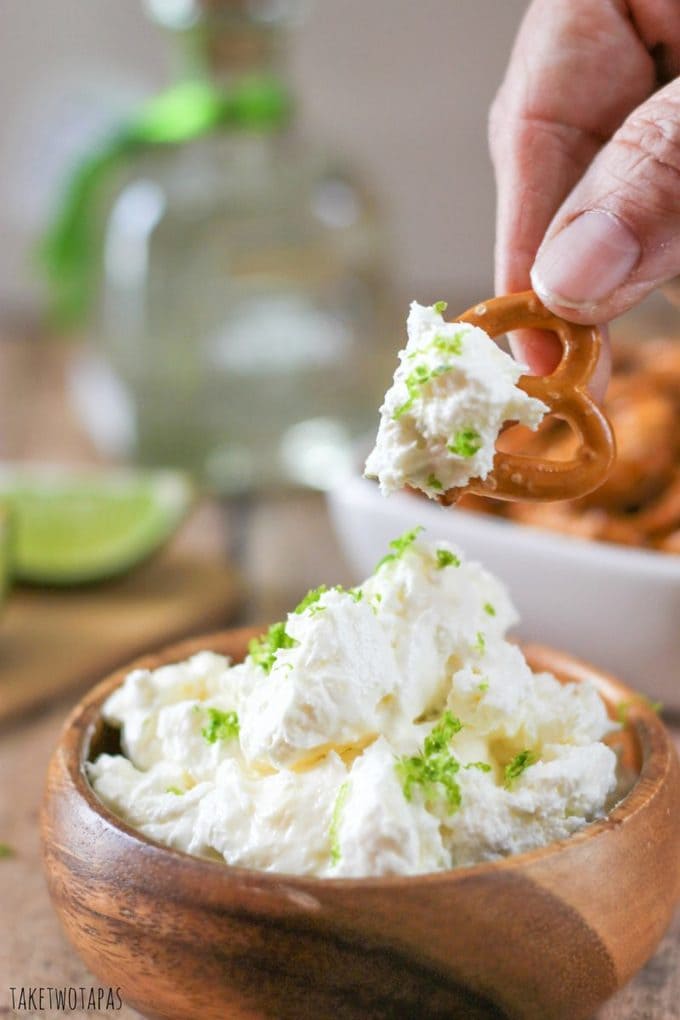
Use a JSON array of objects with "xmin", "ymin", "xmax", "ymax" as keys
[{"xmin": 459, "ymin": 336, "xmax": 680, "ymax": 554}]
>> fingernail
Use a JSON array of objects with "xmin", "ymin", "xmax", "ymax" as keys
[{"xmin": 531, "ymin": 210, "xmax": 640, "ymax": 309}]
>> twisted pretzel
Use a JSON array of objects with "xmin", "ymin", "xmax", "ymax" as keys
[{"xmin": 439, "ymin": 291, "xmax": 615, "ymax": 504}]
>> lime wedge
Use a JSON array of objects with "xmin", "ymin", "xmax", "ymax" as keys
[{"xmin": 0, "ymin": 466, "xmax": 194, "ymax": 585}]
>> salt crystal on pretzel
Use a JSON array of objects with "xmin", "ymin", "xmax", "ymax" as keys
[{"xmin": 365, "ymin": 291, "xmax": 615, "ymax": 504}]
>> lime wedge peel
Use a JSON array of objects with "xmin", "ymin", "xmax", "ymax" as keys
[{"xmin": 0, "ymin": 466, "xmax": 195, "ymax": 585}]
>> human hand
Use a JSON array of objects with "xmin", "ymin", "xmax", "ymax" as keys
[{"xmin": 490, "ymin": 0, "xmax": 680, "ymax": 393}]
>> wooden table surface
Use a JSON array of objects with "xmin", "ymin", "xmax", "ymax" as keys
[{"xmin": 1, "ymin": 332, "xmax": 679, "ymax": 1020}]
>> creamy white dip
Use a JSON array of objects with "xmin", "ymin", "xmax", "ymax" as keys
[
  {"xmin": 88, "ymin": 531, "xmax": 618, "ymax": 877},
  {"xmin": 364, "ymin": 301, "xmax": 548, "ymax": 497}
]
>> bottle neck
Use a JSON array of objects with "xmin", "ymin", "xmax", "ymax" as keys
[
  {"xmin": 175, "ymin": 20, "xmax": 289, "ymax": 89},
  {"xmin": 152, "ymin": 3, "xmax": 297, "ymax": 132}
]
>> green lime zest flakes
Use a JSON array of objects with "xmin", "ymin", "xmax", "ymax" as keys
[
  {"xmin": 407, "ymin": 331, "xmax": 463, "ymax": 361},
  {"xmin": 397, "ymin": 753, "xmax": 461, "ymax": 812},
  {"xmin": 294, "ymin": 584, "xmax": 328, "ymax": 614},
  {"xmin": 397, "ymin": 711, "xmax": 464, "ymax": 813},
  {"xmin": 166, "ymin": 785, "xmax": 184, "ymax": 796},
  {"xmin": 448, "ymin": 428, "xmax": 483, "ymax": 458},
  {"xmin": 504, "ymin": 750, "xmax": 536, "ymax": 788},
  {"xmin": 433, "ymin": 300, "xmax": 448, "ymax": 314},
  {"xmin": 436, "ymin": 548, "xmax": 460, "ymax": 569},
  {"xmin": 248, "ymin": 621, "xmax": 299, "ymax": 674},
  {"xmin": 0, "ymin": 842, "xmax": 14, "ymax": 859},
  {"xmin": 295, "ymin": 584, "xmax": 362, "ymax": 615},
  {"xmin": 477, "ymin": 680, "xmax": 489, "ymax": 693},
  {"xmin": 424, "ymin": 710, "xmax": 463, "ymax": 755},
  {"xmin": 377, "ymin": 526, "xmax": 424, "ymax": 570},
  {"xmin": 433, "ymin": 332, "xmax": 463, "ymax": 356},
  {"xmin": 329, "ymin": 782, "xmax": 350, "ymax": 866},
  {"xmin": 426, "ymin": 474, "xmax": 444, "ymax": 492},
  {"xmin": 393, "ymin": 363, "xmax": 454, "ymax": 420},
  {"xmin": 484, "ymin": 602, "xmax": 496, "ymax": 617},
  {"xmin": 475, "ymin": 631, "xmax": 486, "ymax": 654},
  {"xmin": 465, "ymin": 761, "xmax": 492, "ymax": 772},
  {"xmin": 201, "ymin": 708, "xmax": 240, "ymax": 745}
]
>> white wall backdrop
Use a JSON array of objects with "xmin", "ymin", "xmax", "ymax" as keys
[{"xmin": 0, "ymin": 0, "xmax": 528, "ymax": 310}]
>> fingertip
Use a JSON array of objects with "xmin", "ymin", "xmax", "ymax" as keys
[
  {"xmin": 508, "ymin": 323, "xmax": 611, "ymax": 403},
  {"xmin": 508, "ymin": 327, "xmax": 564, "ymax": 376},
  {"xmin": 528, "ymin": 277, "xmax": 611, "ymax": 326},
  {"xmin": 530, "ymin": 210, "xmax": 641, "ymax": 318}
]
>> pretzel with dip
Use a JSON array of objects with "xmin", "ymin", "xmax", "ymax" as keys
[{"xmin": 365, "ymin": 290, "xmax": 615, "ymax": 505}]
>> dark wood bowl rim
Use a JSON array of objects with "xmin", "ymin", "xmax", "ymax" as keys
[{"xmin": 52, "ymin": 627, "xmax": 675, "ymax": 892}]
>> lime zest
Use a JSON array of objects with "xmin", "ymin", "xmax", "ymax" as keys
[
  {"xmin": 426, "ymin": 474, "xmax": 444, "ymax": 492},
  {"xmin": 433, "ymin": 332, "xmax": 463, "ymax": 356},
  {"xmin": 294, "ymin": 583, "xmax": 362, "ymax": 616},
  {"xmin": 484, "ymin": 602, "xmax": 496, "ymax": 617},
  {"xmin": 504, "ymin": 750, "xmax": 535, "ymax": 788},
  {"xmin": 407, "ymin": 331, "xmax": 463, "ymax": 360},
  {"xmin": 294, "ymin": 585, "xmax": 328, "ymax": 614},
  {"xmin": 448, "ymin": 428, "xmax": 483, "ymax": 458},
  {"xmin": 393, "ymin": 363, "xmax": 453, "ymax": 420},
  {"xmin": 436, "ymin": 548, "xmax": 460, "ymax": 569},
  {"xmin": 464, "ymin": 761, "xmax": 492, "ymax": 772},
  {"xmin": 201, "ymin": 708, "xmax": 240, "ymax": 744},
  {"xmin": 329, "ymin": 782, "xmax": 350, "ymax": 866},
  {"xmin": 424, "ymin": 711, "xmax": 463, "ymax": 754},
  {"xmin": 433, "ymin": 300, "xmax": 448, "ymax": 314},
  {"xmin": 377, "ymin": 526, "xmax": 424, "ymax": 570},
  {"xmin": 396, "ymin": 711, "xmax": 464, "ymax": 813},
  {"xmin": 248, "ymin": 621, "xmax": 299, "ymax": 674},
  {"xmin": 166, "ymin": 785, "xmax": 184, "ymax": 796}
]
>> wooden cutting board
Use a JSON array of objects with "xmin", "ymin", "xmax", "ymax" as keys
[{"xmin": 0, "ymin": 551, "xmax": 243, "ymax": 726}]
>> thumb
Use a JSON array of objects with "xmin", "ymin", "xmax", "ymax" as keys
[{"xmin": 530, "ymin": 78, "xmax": 680, "ymax": 323}]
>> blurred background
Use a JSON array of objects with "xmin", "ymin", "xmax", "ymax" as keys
[
  {"xmin": 0, "ymin": 0, "xmax": 526, "ymax": 313},
  {"xmin": 0, "ymin": 0, "xmax": 534, "ymax": 503}
]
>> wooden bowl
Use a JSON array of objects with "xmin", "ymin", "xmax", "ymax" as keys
[{"xmin": 42, "ymin": 630, "xmax": 680, "ymax": 1020}]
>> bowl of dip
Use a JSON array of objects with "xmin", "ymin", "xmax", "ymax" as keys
[{"xmin": 42, "ymin": 621, "xmax": 680, "ymax": 1020}]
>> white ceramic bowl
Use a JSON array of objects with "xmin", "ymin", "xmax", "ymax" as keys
[{"xmin": 327, "ymin": 474, "xmax": 680, "ymax": 709}]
